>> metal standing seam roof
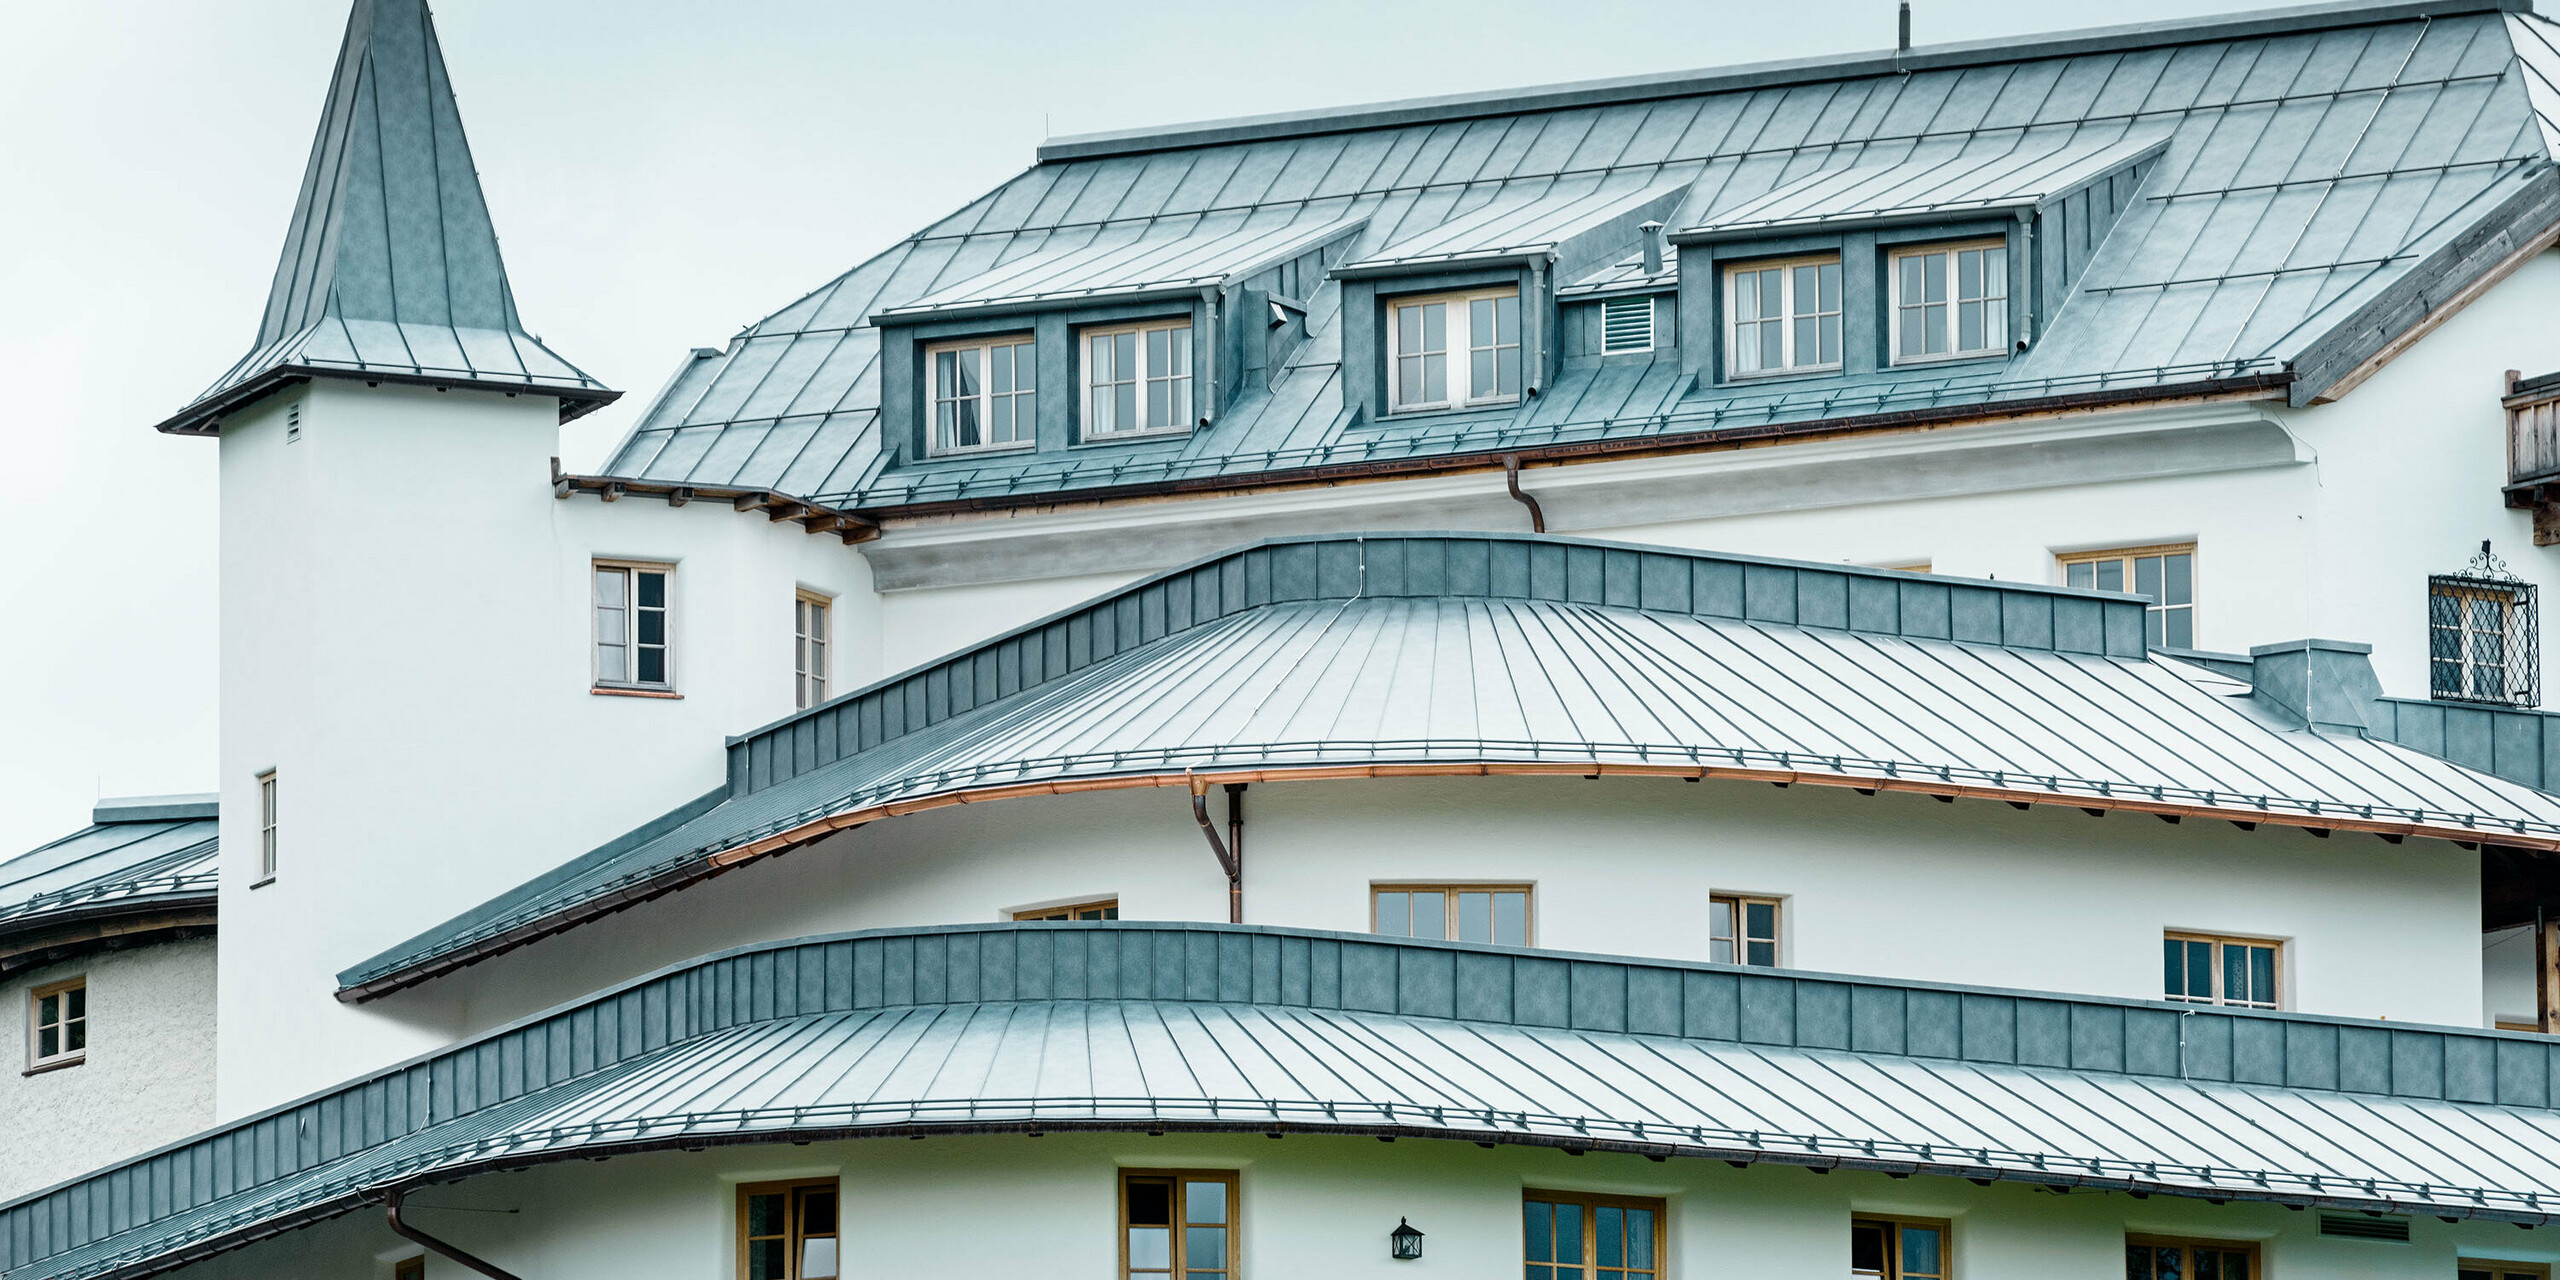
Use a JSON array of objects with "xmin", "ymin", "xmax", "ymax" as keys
[
  {"xmin": 0, "ymin": 798, "xmax": 217, "ymax": 950},
  {"xmin": 1681, "ymin": 129, "xmax": 2169, "ymax": 235},
  {"xmin": 595, "ymin": 0, "xmax": 2560, "ymax": 513},
  {"xmin": 341, "ymin": 533, "xmax": 2560, "ymax": 999},
  {"xmin": 152, "ymin": 0, "xmax": 614, "ymax": 438},
  {"xmin": 27, "ymin": 922, "xmax": 2560, "ymax": 1280}
]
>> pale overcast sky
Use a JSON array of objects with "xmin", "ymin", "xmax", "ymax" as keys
[{"xmin": 0, "ymin": 0, "xmax": 2360, "ymax": 855}]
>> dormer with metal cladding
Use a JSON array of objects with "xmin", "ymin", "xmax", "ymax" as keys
[{"xmin": 151, "ymin": 0, "xmax": 615, "ymax": 437}]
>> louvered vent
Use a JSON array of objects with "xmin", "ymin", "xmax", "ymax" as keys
[
  {"xmin": 285, "ymin": 402, "xmax": 303, "ymax": 443},
  {"xmin": 1601, "ymin": 296, "xmax": 1655, "ymax": 354},
  {"xmin": 2318, "ymin": 1213, "xmax": 2410, "ymax": 1242}
]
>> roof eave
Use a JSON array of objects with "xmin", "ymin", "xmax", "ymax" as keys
[{"xmin": 153, "ymin": 365, "xmax": 623, "ymax": 437}]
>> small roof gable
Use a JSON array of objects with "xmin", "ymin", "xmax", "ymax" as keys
[
  {"xmin": 875, "ymin": 208, "xmax": 1367, "ymax": 321},
  {"xmin": 154, "ymin": 0, "xmax": 614, "ymax": 437}
]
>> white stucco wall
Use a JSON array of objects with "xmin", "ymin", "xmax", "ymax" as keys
[
  {"xmin": 155, "ymin": 1132, "xmax": 2560, "ymax": 1280},
  {"xmin": 0, "ymin": 936, "xmax": 217, "ymax": 1201},
  {"xmin": 387, "ymin": 776, "xmax": 2482, "ymax": 1045},
  {"xmin": 215, "ymin": 381, "xmax": 877, "ymax": 1119}
]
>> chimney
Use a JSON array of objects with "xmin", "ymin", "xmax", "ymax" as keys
[
  {"xmin": 1639, "ymin": 221, "xmax": 1665, "ymax": 276},
  {"xmin": 2246, "ymin": 639, "xmax": 2384, "ymax": 736},
  {"xmin": 1898, "ymin": 2, "xmax": 1911, "ymax": 53}
]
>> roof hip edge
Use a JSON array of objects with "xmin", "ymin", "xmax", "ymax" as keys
[{"xmin": 1036, "ymin": 0, "xmax": 2525, "ymax": 162}]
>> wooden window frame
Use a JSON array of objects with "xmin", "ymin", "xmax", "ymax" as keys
[
  {"xmin": 255, "ymin": 769, "xmax": 278, "ymax": 884},
  {"xmin": 394, "ymin": 1257, "xmax": 425, "ymax": 1280},
  {"xmin": 1120, "ymin": 1167, "xmax": 1238, "ymax": 1280},
  {"xmin": 1386, "ymin": 286, "xmax": 1523, "ymax": 413},
  {"xmin": 2462, "ymin": 1260, "xmax": 2554, "ymax": 1280},
  {"xmin": 1709, "ymin": 893, "xmax": 1782, "ymax": 967},
  {"xmin": 1854, "ymin": 1214, "xmax": 1951, "ymax": 1280},
  {"xmin": 736, "ymin": 1177, "xmax": 840, "ymax": 1280},
  {"xmin": 1013, "ymin": 897, "xmax": 1120, "ymax": 922},
  {"xmin": 924, "ymin": 333, "xmax": 1038, "ymax": 456},
  {"xmin": 1889, "ymin": 239, "xmax": 2008, "ymax": 365},
  {"xmin": 27, "ymin": 976, "xmax": 86, "ymax": 1072},
  {"xmin": 593, "ymin": 560, "xmax": 676, "ymax": 693},
  {"xmin": 2059, "ymin": 542, "xmax": 2197, "ymax": 651},
  {"xmin": 2164, "ymin": 931, "xmax": 2283, "ymax": 1010},
  {"xmin": 1370, "ymin": 882, "xmax": 1535, "ymax": 946},
  {"xmin": 2127, "ymin": 1235, "xmax": 2258, "ymax": 1280},
  {"xmin": 1082, "ymin": 318, "xmax": 1197, "ymax": 439},
  {"xmin": 1522, "ymin": 1188, "xmax": 1666, "ymax": 1279},
  {"xmin": 1724, "ymin": 253, "xmax": 1842, "ymax": 378},
  {"xmin": 793, "ymin": 590, "xmax": 831, "ymax": 711},
  {"xmin": 1600, "ymin": 295, "xmax": 1658, "ymax": 354}
]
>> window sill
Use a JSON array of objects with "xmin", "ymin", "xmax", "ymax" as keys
[
  {"xmin": 923, "ymin": 441, "xmax": 1037, "ymax": 460},
  {"xmin": 1384, "ymin": 398, "xmax": 1523, "ymax": 420},
  {"xmin": 1074, "ymin": 425, "xmax": 1195, "ymax": 447},
  {"xmin": 1888, "ymin": 351, "xmax": 2010, "ymax": 370},
  {"xmin": 1723, "ymin": 365, "xmax": 1842, "ymax": 386},
  {"xmin": 23, "ymin": 1055, "xmax": 84, "ymax": 1077},
  {"xmin": 592, "ymin": 686, "xmax": 683, "ymax": 700},
  {"xmin": 249, "ymin": 876, "xmax": 275, "ymax": 890}
]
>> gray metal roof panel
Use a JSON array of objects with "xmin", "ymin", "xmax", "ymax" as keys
[
  {"xmin": 32, "ymin": 921, "xmax": 2560, "ymax": 1280},
  {"xmin": 343, "ymin": 533, "xmax": 2560, "ymax": 994},
  {"xmin": 595, "ymin": 6, "xmax": 2560, "ymax": 507},
  {"xmin": 156, "ymin": 0, "xmax": 610, "ymax": 436},
  {"xmin": 0, "ymin": 807, "xmax": 218, "ymax": 935}
]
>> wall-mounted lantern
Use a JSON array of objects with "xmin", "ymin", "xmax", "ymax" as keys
[{"xmin": 1390, "ymin": 1217, "xmax": 1425, "ymax": 1260}]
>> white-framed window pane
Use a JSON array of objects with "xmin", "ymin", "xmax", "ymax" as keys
[{"xmin": 1394, "ymin": 301, "xmax": 1448, "ymax": 407}]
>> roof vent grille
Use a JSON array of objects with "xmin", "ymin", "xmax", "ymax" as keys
[
  {"xmin": 285, "ymin": 402, "xmax": 303, "ymax": 443},
  {"xmin": 2319, "ymin": 1214, "xmax": 2410, "ymax": 1242},
  {"xmin": 1602, "ymin": 297, "xmax": 1655, "ymax": 354}
]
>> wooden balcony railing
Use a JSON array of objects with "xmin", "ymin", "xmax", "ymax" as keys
[{"xmin": 2502, "ymin": 369, "xmax": 2560, "ymax": 544}]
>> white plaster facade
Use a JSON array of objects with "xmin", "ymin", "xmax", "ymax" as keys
[
  {"xmin": 143, "ymin": 1133, "xmax": 2560, "ymax": 1280},
  {"xmin": 0, "ymin": 937, "xmax": 216, "ymax": 1202}
]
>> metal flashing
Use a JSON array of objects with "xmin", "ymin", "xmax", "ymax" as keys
[
  {"xmin": 156, "ymin": 0, "xmax": 613, "ymax": 437},
  {"xmin": 29, "ymin": 921, "xmax": 2560, "ymax": 1280},
  {"xmin": 1035, "ymin": 0, "xmax": 2526, "ymax": 162},
  {"xmin": 90, "ymin": 795, "xmax": 218, "ymax": 826}
]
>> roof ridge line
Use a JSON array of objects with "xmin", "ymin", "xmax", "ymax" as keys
[{"xmin": 1039, "ymin": 0, "xmax": 2525, "ymax": 162}]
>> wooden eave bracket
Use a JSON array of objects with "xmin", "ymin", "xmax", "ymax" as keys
[{"xmin": 552, "ymin": 470, "xmax": 880, "ymax": 543}]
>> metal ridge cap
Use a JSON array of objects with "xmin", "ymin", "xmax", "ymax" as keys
[
  {"xmin": 1036, "ymin": 0, "xmax": 2519, "ymax": 162},
  {"xmin": 90, "ymin": 795, "xmax": 218, "ymax": 824}
]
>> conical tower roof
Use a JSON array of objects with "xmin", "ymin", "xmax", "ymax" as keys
[{"xmin": 156, "ymin": 0, "xmax": 614, "ymax": 436}]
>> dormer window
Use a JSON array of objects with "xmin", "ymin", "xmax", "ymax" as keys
[
  {"xmin": 1726, "ymin": 256, "xmax": 1840, "ymax": 376},
  {"xmin": 1891, "ymin": 241, "xmax": 2008, "ymax": 363},
  {"xmin": 1387, "ymin": 287, "xmax": 1520, "ymax": 413},
  {"xmin": 927, "ymin": 334, "xmax": 1036, "ymax": 454},
  {"xmin": 1083, "ymin": 320, "xmax": 1192, "ymax": 437}
]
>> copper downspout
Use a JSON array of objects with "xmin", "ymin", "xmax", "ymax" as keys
[
  {"xmin": 1189, "ymin": 775, "xmax": 1244, "ymax": 922},
  {"xmin": 385, "ymin": 1188, "xmax": 523, "ymax": 1280},
  {"xmin": 1503, "ymin": 454, "xmax": 1546, "ymax": 533}
]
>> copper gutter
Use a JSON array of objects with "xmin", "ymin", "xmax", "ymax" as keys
[{"xmin": 336, "ymin": 750, "xmax": 2536, "ymax": 1004}]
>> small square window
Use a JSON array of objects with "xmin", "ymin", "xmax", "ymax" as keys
[
  {"xmin": 793, "ymin": 590, "xmax": 831, "ymax": 710},
  {"xmin": 1387, "ymin": 288, "xmax": 1521, "ymax": 413},
  {"xmin": 29, "ymin": 978, "xmax": 86, "ymax": 1070},
  {"xmin": 739, "ymin": 1179, "xmax": 839, "ymax": 1279},
  {"xmin": 1083, "ymin": 320, "xmax": 1194, "ymax": 437},
  {"xmin": 1708, "ymin": 893, "xmax": 1781, "ymax": 966},
  {"xmin": 2163, "ymin": 932, "xmax": 2281, "ymax": 1009},
  {"xmin": 1123, "ymin": 1170, "xmax": 1235, "ymax": 1280},
  {"xmin": 2061, "ymin": 544, "xmax": 2195, "ymax": 649},
  {"xmin": 1725, "ymin": 255, "xmax": 1840, "ymax": 376},
  {"xmin": 1373, "ymin": 883, "xmax": 1531, "ymax": 946},
  {"xmin": 1891, "ymin": 241, "xmax": 2008, "ymax": 363},
  {"xmin": 594, "ymin": 562, "xmax": 675, "ymax": 691},
  {"xmin": 1600, "ymin": 296, "xmax": 1658, "ymax": 354},
  {"xmin": 926, "ymin": 334, "xmax": 1037, "ymax": 454},
  {"xmin": 1853, "ymin": 1217, "xmax": 1948, "ymax": 1280}
]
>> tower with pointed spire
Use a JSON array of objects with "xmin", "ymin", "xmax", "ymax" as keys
[{"xmin": 188, "ymin": 0, "xmax": 632, "ymax": 1112}]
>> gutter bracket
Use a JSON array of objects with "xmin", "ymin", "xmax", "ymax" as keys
[{"xmin": 386, "ymin": 1188, "xmax": 523, "ymax": 1280}]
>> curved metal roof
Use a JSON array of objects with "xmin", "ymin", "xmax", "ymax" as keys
[
  {"xmin": 0, "ymin": 797, "xmax": 217, "ymax": 966},
  {"xmin": 20, "ymin": 923, "xmax": 2560, "ymax": 1280},
  {"xmin": 343, "ymin": 533, "xmax": 2560, "ymax": 999}
]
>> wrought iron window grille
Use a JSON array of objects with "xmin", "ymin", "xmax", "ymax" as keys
[{"xmin": 2429, "ymin": 541, "xmax": 2538, "ymax": 708}]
